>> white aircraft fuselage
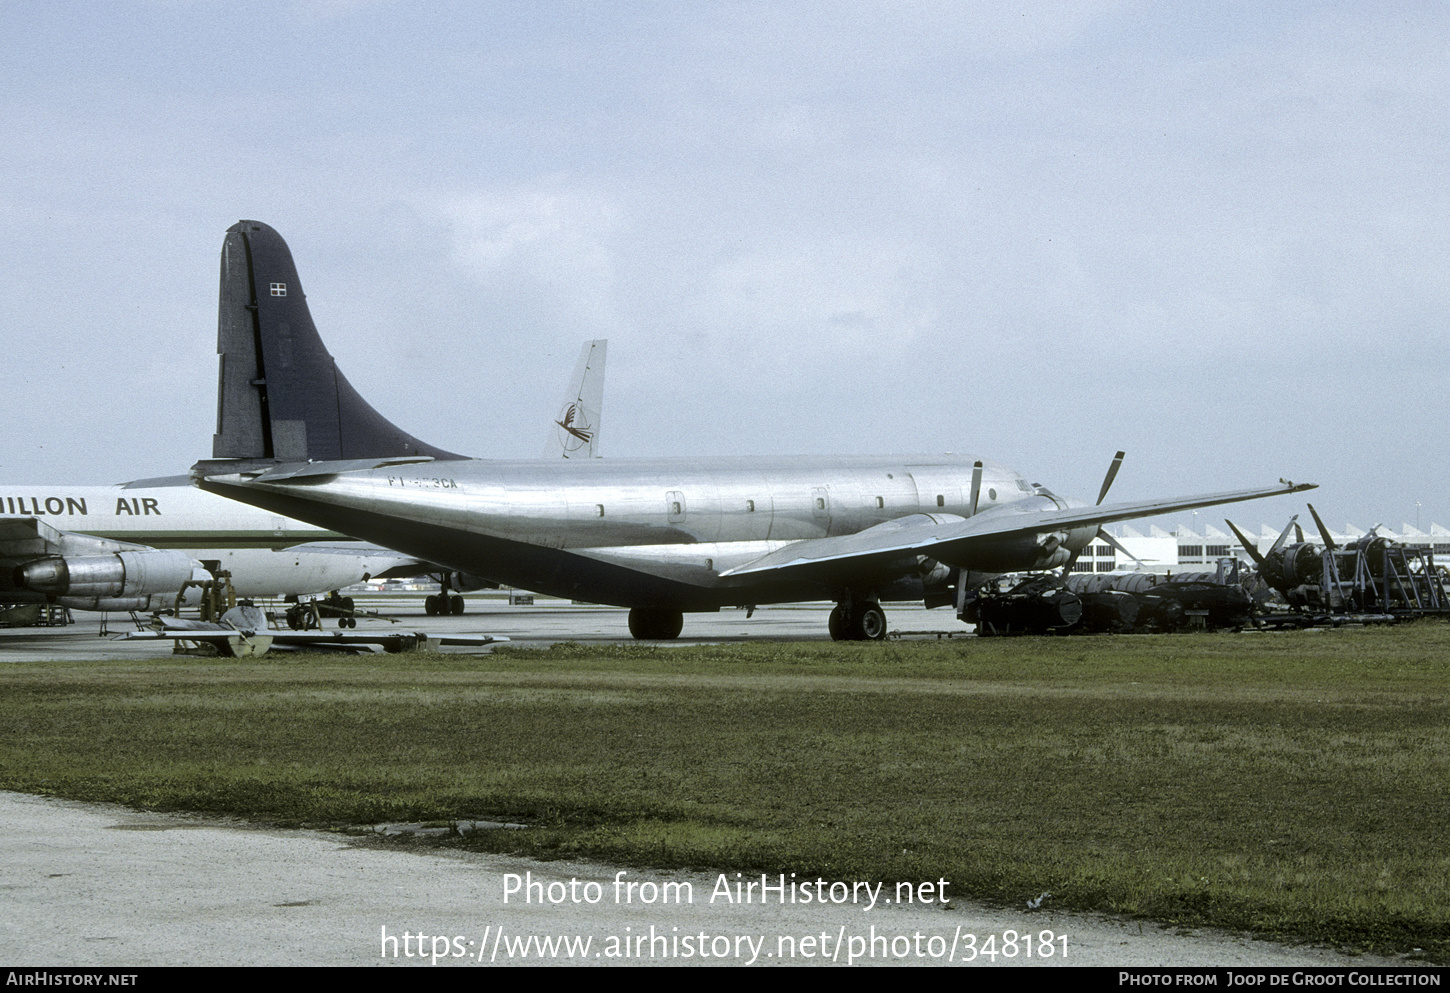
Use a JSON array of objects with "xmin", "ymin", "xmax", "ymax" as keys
[{"xmin": 0, "ymin": 479, "xmax": 407, "ymax": 607}]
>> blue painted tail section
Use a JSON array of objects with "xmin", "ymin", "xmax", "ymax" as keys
[{"xmin": 212, "ymin": 220, "xmax": 463, "ymax": 463}]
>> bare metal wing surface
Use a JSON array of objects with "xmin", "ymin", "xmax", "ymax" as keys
[
  {"xmin": 715, "ymin": 482, "xmax": 1314, "ymax": 583},
  {"xmin": 192, "ymin": 220, "xmax": 1314, "ymax": 641}
]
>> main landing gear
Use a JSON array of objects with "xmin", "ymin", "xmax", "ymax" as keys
[
  {"xmin": 829, "ymin": 600, "xmax": 888, "ymax": 641},
  {"xmin": 425, "ymin": 593, "xmax": 464, "ymax": 616},
  {"xmin": 425, "ymin": 573, "xmax": 466, "ymax": 616},
  {"xmin": 628, "ymin": 607, "xmax": 684, "ymax": 640}
]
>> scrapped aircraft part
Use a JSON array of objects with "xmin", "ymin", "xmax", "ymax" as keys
[
  {"xmin": 1229, "ymin": 506, "xmax": 1450, "ymax": 621},
  {"xmin": 287, "ymin": 591, "xmax": 388, "ymax": 630},
  {"xmin": 974, "ymin": 576, "xmax": 1083, "ymax": 636},
  {"xmin": 628, "ymin": 607, "xmax": 684, "ymax": 640},
  {"xmin": 1135, "ymin": 582, "xmax": 1253, "ymax": 633},
  {"xmin": 1076, "ymin": 589, "xmax": 1140, "ymax": 634},
  {"xmin": 1064, "ymin": 571, "xmax": 1161, "ymax": 596},
  {"xmin": 123, "ymin": 611, "xmax": 508, "ymax": 654}
]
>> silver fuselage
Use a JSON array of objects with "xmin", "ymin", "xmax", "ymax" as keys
[{"xmin": 204, "ymin": 454, "xmax": 1094, "ymax": 609}]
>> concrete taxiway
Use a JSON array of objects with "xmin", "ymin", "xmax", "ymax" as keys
[{"xmin": 0, "ymin": 596, "xmax": 973, "ymax": 662}]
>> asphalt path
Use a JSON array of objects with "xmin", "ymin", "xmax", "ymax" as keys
[{"xmin": 0, "ymin": 791, "xmax": 1413, "ymax": 968}]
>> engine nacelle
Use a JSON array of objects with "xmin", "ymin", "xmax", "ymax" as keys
[{"xmin": 17, "ymin": 550, "xmax": 204, "ymax": 599}]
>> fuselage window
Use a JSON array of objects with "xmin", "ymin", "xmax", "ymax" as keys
[
  {"xmin": 746, "ymin": 499, "xmax": 755, "ymax": 512},
  {"xmin": 875, "ymin": 496, "xmax": 884, "ymax": 508},
  {"xmin": 988, "ymin": 488, "xmax": 997, "ymax": 501},
  {"xmin": 816, "ymin": 497, "xmax": 826, "ymax": 511},
  {"xmin": 936, "ymin": 494, "xmax": 944, "ymax": 507},
  {"xmin": 596, "ymin": 504, "xmax": 605, "ymax": 517}
]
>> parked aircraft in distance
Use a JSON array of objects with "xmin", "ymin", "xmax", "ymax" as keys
[
  {"xmin": 551, "ymin": 340, "xmax": 606, "ymax": 459},
  {"xmin": 0, "ymin": 474, "xmax": 428, "ymax": 613},
  {"xmin": 1, "ymin": 326, "xmax": 605, "ymax": 615},
  {"xmin": 193, "ymin": 220, "xmax": 1314, "ymax": 640}
]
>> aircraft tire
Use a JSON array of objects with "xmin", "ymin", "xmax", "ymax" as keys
[
  {"xmin": 828, "ymin": 606, "xmax": 846, "ymax": 641},
  {"xmin": 628, "ymin": 607, "xmax": 684, "ymax": 640},
  {"xmin": 450, "ymin": 594, "xmax": 465, "ymax": 615},
  {"xmin": 851, "ymin": 603, "xmax": 888, "ymax": 641},
  {"xmin": 424, "ymin": 595, "xmax": 438, "ymax": 616}
]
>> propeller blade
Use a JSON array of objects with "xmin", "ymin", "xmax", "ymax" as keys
[
  {"xmin": 1307, "ymin": 503, "xmax": 1336, "ymax": 552},
  {"xmin": 1097, "ymin": 451, "xmax": 1126, "ymax": 506},
  {"xmin": 1225, "ymin": 519, "xmax": 1267, "ymax": 566},
  {"xmin": 1267, "ymin": 515, "xmax": 1299, "ymax": 557},
  {"xmin": 1060, "ymin": 550, "xmax": 1080, "ymax": 579},
  {"xmin": 1098, "ymin": 528, "xmax": 1146, "ymax": 570},
  {"xmin": 968, "ymin": 461, "xmax": 983, "ymax": 517},
  {"xmin": 1294, "ymin": 522, "xmax": 1305, "ymax": 544}
]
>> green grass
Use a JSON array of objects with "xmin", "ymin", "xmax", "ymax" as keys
[{"xmin": 1, "ymin": 625, "xmax": 1447, "ymax": 960}]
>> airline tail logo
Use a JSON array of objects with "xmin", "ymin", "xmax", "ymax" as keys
[{"xmin": 554, "ymin": 402, "xmax": 594, "ymax": 453}]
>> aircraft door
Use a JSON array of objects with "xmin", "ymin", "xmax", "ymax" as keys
[{"xmin": 811, "ymin": 486, "xmax": 831, "ymax": 534}]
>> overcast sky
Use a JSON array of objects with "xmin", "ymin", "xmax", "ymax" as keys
[{"xmin": 2, "ymin": 1, "xmax": 1445, "ymax": 533}]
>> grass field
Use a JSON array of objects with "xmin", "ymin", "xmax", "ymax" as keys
[{"xmin": 1, "ymin": 625, "xmax": 1446, "ymax": 961}]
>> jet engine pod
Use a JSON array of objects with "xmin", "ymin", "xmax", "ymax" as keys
[{"xmin": 17, "ymin": 550, "xmax": 201, "ymax": 598}]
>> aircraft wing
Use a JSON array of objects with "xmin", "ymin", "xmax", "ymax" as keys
[{"xmin": 718, "ymin": 480, "xmax": 1316, "ymax": 583}]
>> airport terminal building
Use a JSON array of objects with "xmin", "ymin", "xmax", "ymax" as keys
[{"xmin": 1075, "ymin": 521, "xmax": 1450, "ymax": 574}]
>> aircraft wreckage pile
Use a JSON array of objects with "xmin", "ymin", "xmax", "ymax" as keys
[{"xmin": 964, "ymin": 505, "xmax": 1450, "ymax": 637}]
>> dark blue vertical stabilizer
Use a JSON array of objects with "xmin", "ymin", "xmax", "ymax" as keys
[{"xmin": 212, "ymin": 220, "xmax": 463, "ymax": 463}]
